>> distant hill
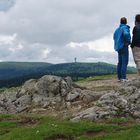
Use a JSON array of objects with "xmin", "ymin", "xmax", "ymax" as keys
[
  {"xmin": 0, "ymin": 62, "xmax": 52, "ymax": 80},
  {"xmin": 0, "ymin": 62, "xmax": 137, "ymax": 88},
  {"xmin": 45, "ymin": 62, "xmax": 136, "ymax": 75}
]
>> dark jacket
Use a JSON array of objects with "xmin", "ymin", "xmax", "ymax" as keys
[{"xmin": 131, "ymin": 23, "xmax": 140, "ymax": 48}]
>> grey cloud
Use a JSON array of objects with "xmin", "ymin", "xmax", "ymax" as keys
[
  {"xmin": 0, "ymin": 0, "xmax": 139, "ymax": 65},
  {"xmin": 46, "ymin": 45, "xmax": 115, "ymax": 63},
  {"xmin": 1, "ymin": 0, "xmax": 140, "ymax": 45},
  {"xmin": 0, "ymin": 0, "xmax": 15, "ymax": 12}
]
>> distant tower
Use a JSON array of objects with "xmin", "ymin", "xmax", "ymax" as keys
[{"xmin": 74, "ymin": 57, "xmax": 77, "ymax": 63}]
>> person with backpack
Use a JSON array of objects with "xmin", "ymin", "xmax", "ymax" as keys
[
  {"xmin": 113, "ymin": 17, "xmax": 131, "ymax": 82},
  {"xmin": 131, "ymin": 14, "xmax": 140, "ymax": 77}
]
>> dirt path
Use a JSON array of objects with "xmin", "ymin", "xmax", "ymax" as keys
[{"xmin": 77, "ymin": 74, "xmax": 137, "ymax": 91}]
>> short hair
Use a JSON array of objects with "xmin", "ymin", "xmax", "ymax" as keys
[
  {"xmin": 120, "ymin": 17, "xmax": 127, "ymax": 24},
  {"xmin": 135, "ymin": 14, "xmax": 140, "ymax": 23}
]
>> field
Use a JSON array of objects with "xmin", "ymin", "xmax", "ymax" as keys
[{"xmin": 0, "ymin": 114, "xmax": 140, "ymax": 140}]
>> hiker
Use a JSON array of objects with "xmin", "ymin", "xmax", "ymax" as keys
[
  {"xmin": 113, "ymin": 17, "xmax": 131, "ymax": 82},
  {"xmin": 131, "ymin": 14, "xmax": 140, "ymax": 77}
]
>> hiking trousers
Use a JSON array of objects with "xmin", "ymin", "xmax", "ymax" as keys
[{"xmin": 117, "ymin": 46, "xmax": 129, "ymax": 80}]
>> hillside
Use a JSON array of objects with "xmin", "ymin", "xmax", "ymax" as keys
[
  {"xmin": 0, "ymin": 62, "xmax": 52, "ymax": 80},
  {"xmin": 45, "ymin": 62, "xmax": 136, "ymax": 76},
  {"xmin": 0, "ymin": 74, "xmax": 140, "ymax": 140},
  {"xmin": 0, "ymin": 62, "xmax": 137, "ymax": 88}
]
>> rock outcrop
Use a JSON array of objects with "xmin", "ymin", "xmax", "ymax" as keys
[
  {"xmin": 0, "ymin": 75, "xmax": 101, "ymax": 114},
  {"xmin": 71, "ymin": 79, "xmax": 140, "ymax": 121},
  {"xmin": 1, "ymin": 75, "xmax": 140, "ymax": 122}
]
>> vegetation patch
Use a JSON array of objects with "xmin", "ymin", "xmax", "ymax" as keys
[
  {"xmin": 44, "ymin": 134, "xmax": 74, "ymax": 140},
  {"xmin": 91, "ymin": 85, "xmax": 117, "ymax": 91},
  {"xmin": 84, "ymin": 130, "xmax": 107, "ymax": 137},
  {"xmin": 0, "ymin": 130, "xmax": 10, "ymax": 136},
  {"xmin": 0, "ymin": 114, "xmax": 140, "ymax": 140},
  {"xmin": 78, "ymin": 75, "xmax": 116, "ymax": 82},
  {"xmin": 0, "ymin": 87, "xmax": 19, "ymax": 93},
  {"xmin": 17, "ymin": 116, "xmax": 40, "ymax": 127},
  {"xmin": 101, "ymin": 118, "xmax": 138, "ymax": 127}
]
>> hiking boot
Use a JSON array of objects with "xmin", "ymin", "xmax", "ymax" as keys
[
  {"xmin": 117, "ymin": 79, "xmax": 121, "ymax": 82},
  {"xmin": 121, "ymin": 79, "xmax": 129, "ymax": 82}
]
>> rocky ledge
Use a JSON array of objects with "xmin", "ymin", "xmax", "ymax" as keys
[
  {"xmin": 0, "ymin": 75, "xmax": 103, "ymax": 114},
  {"xmin": 72, "ymin": 79, "xmax": 140, "ymax": 121},
  {"xmin": 1, "ymin": 75, "xmax": 140, "ymax": 122}
]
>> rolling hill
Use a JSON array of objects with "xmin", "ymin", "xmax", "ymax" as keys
[{"xmin": 0, "ymin": 62, "xmax": 137, "ymax": 88}]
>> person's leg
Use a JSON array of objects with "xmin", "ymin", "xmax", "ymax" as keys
[
  {"xmin": 121, "ymin": 47, "xmax": 129, "ymax": 79},
  {"xmin": 137, "ymin": 62, "xmax": 140, "ymax": 77},
  {"xmin": 136, "ymin": 54, "xmax": 140, "ymax": 77},
  {"xmin": 138, "ymin": 70, "xmax": 140, "ymax": 76},
  {"xmin": 132, "ymin": 47, "xmax": 140, "ymax": 78},
  {"xmin": 117, "ymin": 51, "xmax": 122, "ymax": 80}
]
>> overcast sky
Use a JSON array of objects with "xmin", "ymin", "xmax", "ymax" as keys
[{"xmin": 0, "ymin": 0, "xmax": 140, "ymax": 65}]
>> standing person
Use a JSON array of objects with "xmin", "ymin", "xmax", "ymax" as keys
[
  {"xmin": 131, "ymin": 14, "xmax": 140, "ymax": 77},
  {"xmin": 113, "ymin": 17, "xmax": 131, "ymax": 82}
]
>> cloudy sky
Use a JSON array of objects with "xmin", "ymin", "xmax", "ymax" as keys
[{"xmin": 0, "ymin": 0, "xmax": 140, "ymax": 65}]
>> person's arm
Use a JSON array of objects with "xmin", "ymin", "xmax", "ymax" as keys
[
  {"xmin": 123, "ymin": 27, "xmax": 131, "ymax": 45},
  {"xmin": 113, "ymin": 30, "xmax": 116, "ymax": 40},
  {"xmin": 131, "ymin": 27, "xmax": 136, "ymax": 48}
]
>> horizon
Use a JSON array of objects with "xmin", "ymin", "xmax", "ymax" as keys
[{"xmin": 0, "ymin": 60, "xmax": 136, "ymax": 67}]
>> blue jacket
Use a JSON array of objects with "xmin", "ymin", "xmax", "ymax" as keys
[{"xmin": 113, "ymin": 24, "xmax": 131, "ymax": 52}]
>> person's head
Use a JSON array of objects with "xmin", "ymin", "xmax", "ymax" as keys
[
  {"xmin": 135, "ymin": 14, "xmax": 140, "ymax": 24},
  {"xmin": 120, "ymin": 17, "xmax": 127, "ymax": 24}
]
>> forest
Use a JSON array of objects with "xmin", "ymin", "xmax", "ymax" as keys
[{"xmin": 0, "ymin": 62, "xmax": 137, "ymax": 88}]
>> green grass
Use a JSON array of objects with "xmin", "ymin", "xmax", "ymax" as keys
[
  {"xmin": 0, "ymin": 87, "xmax": 19, "ymax": 93},
  {"xmin": 0, "ymin": 114, "xmax": 140, "ymax": 140},
  {"xmin": 77, "ymin": 75, "xmax": 116, "ymax": 83},
  {"xmin": 77, "ymin": 74, "xmax": 137, "ymax": 83}
]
